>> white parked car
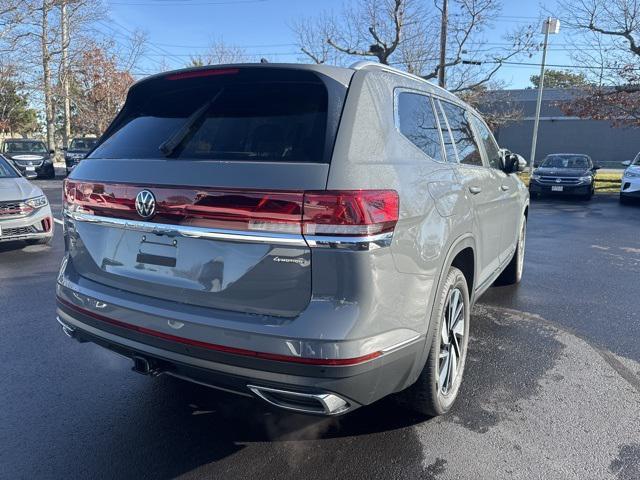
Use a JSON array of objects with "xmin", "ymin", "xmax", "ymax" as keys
[
  {"xmin": 0, "ymin": 154, "xmax": 54, "ymax": 244},
  {"xmin": 621, "ymin": 153, "xmax": 640, "ymax": 204}
]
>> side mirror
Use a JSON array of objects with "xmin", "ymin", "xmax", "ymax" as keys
[
  {"xmin": 622, "ymin": 160, "xmax": 631, "ymax": 167},
  {"xmin": 49, "ymin": 149, "xmax": 55, "ymax": 155},
  {"xmin": 502, "ymin": 152, "xmax": 527, "ymax": 174},
  {"xmin": 592, "ymin": 165, "xmax": 601, "ymax": 171}
]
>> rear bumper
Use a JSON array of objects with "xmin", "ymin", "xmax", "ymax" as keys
[
  {"xmin": 55, "ymin": 285, "xmax": 425, "ymax": 413},
  {"xmin": 0, "ymin": 206, "xmax": 54, "ymax": 242}
]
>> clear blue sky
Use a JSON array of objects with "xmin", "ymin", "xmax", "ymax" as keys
[{"xmin": 105, "ymin": 0, "xmax": 572, "ymax": 88}]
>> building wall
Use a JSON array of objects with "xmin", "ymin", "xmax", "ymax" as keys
[
  {"xmin": 495, "ymin": 118, "xmax": 639, "ymax": 168},
  {"xmin": 481, "ymin": 89, "xmax": 640, "ymax": 168}
]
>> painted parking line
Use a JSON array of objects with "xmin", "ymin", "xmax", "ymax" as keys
[{"xmin": 53, "ymin": 218, "xmax": 64, "ymax": 226}]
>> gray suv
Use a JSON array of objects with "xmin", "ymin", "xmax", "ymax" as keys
[{"xmin": 57, "ymin": 62, "xmax": 529, "ymax": 416}]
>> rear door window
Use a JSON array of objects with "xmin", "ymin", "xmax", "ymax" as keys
[
  {"xmin": 439, "ymin": 101, "xmax": 484, "ymax": 167},
  {"xmin": 90, "ymin": 71, "xmax": 330, "ymax": 163},
  {"xmin": 396, "ymin": 91, "xmax": 444, "ymax": 162}
]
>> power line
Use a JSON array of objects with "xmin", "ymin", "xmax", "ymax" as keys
[{"xmin": 108, "ymin": 0, "xmax": 267, "ymax": 5}]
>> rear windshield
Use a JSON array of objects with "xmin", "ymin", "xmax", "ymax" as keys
[
  {"xmin": 3, "ymin": 141, "xmax": 47, "ymax": 154},
  {"xmin": 90, "ymin": 70, "xmax": 330, "ymax": 163},
  {"xmin": 69, "ymin": 138, "xmax": 97, "ymax": 151}
]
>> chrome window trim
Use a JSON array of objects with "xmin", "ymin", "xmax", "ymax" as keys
[{"xmin": 65, "ymin": 210, "xmax": 395, "ymax": 249}]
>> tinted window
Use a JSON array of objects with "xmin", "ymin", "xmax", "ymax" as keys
[
  {"xmin": 90, "ymin": 81, "xmax": 328, "ymax": 163},
  {"xmin": 471, "ymin": 116, "xmax": 502, "ymax": 170},
  {"xmin": 69, "ymin": 138, "xmax": 98, "ymax": 151},
  {"xmin": 3, "ymin": 141, "xmax": 47, "ymax": 154},
  {"xmin": 434, "ymin": 100, "xmax": 459, "ymax": 163},
  {"xmin": 439, "ymin": 102, "xmax": 483, "ymax": 167},
  {"xmin": 541, "ymin": 155, "xmax": 591, "ymax": 169},
  {"xmin": 397, "ymin": 92, "xmax": 443, "ymax": 162},
  {"xmin": 0, "ymin": 156, "xmax": 18, "ymax": 178}
]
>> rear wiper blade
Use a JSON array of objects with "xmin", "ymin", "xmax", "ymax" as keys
[{"xmin": 159, "ymin": 88, "xmax": 225, "ymax": 157}]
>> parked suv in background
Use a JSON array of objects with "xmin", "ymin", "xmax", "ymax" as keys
[
  {"xmin": 1, "ymin": 139, "xmax": 55, "ymax": 179},
  {"xmin": 64, "ymin": 137, "xmax": 98, "ymax": 175},
  {"xmin": 620, "ymin": 153, "xmax": 640, "ymax": 204},
  {"xmin": 56, "ymin": 62, "xmax": 529, "ymax": 417},
  {"xmin": 529, "ymin": 153, "xmax": 599, "ymax": 200}
]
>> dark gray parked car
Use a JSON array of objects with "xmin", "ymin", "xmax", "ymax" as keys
[
  {"xmin": 529, "ymin": 153, "xmax": 600, "ymax": 200},
  {"xmin": 56, "ymin": 62, "xmax": 529, "ymax": 416},
  {"xmin": 1, "ymin": 139, "xmax": 55, "ymax": 179}
]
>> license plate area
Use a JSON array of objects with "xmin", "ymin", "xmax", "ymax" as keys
[{"xmin": 551, "ymin": 186, "xmax": 564, "ymax": 192}]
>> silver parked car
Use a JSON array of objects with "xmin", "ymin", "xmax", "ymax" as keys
[
  {"xmin": 56, "ymin": 62, "xmax": 529, "ymax": 416},
  {"xmin": 0, "ymin": 155, "xmax": 54, "ymax": 244}
]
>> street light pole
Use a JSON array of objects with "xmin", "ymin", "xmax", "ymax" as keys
[{"xmin": 529, "ymin": 17, "xmax": 560, "ymax": 171}]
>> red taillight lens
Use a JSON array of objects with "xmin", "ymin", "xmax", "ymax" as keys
[
  {"xmin": 303, "ymin": 190, "xmax": 399, "ymax": 236},
  {"xmin": 64, "ymin": 181, "xmax": 399, "ymax": 238}
]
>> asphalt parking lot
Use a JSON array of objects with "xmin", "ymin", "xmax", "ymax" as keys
[{"xmin": 1, "ymin": 180, "xmax": 639, "ymax": 480}]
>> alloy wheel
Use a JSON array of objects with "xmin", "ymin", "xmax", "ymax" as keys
[{"xmin": 438, "ymin": 288, "xmax": 465, "ymax": 395}]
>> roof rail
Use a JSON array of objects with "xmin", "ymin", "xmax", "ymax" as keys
[
  {"xmin": 348, "ymin": 60, "xmax": 452, "ymax": 96},
  {"xmin": 349, "ymin": 60, "xmax": 455, "ymax": 96}
]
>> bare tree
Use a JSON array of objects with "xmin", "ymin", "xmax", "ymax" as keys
[
  {"xmin": 290, "ymin": 0, "xmax": 536, "ymax": 91},
  {"xmin": 556, "ymin": 0, "xmax": 640, "ymax": 125},
  {"xmin": 189, "ymin": 37, "xmax": 249, "ymax": 66}
]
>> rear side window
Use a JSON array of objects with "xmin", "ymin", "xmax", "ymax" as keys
[
  {"xmin": 439, "ymin": 101, "xmax": 483, "ymax": 167},
  {"xmin": 396, "ymin": 91, "xmax": 444, "ymax": 162},
  {"xmin": 90, "ymin": 71, "xmax": 330, "ymax": 163},
  {"xmin": 470, "ymin": 116, "xmax": 502, "ymax": 170}
]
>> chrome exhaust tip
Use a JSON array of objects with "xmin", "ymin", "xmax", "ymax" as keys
[
  {"xmin": 131, "ymin": 355, "xmax": 163, "ymax": 377},
  {"xmin": 247, "ymin": 385, "xmax": 352, "ymax": 416},
  {"xmin": 56, "ymin": 316, "xmax": 75, "ymax": 338}
]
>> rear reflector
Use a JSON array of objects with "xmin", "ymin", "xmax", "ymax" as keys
[{"xmin": 64, "ymin": 180, "xmax": 399, "ymax": 239}]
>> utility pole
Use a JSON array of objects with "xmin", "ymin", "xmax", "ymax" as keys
[
  {"xmin": 438, "ymin": 0, "xmax": 448, "ymax": 88},
  {"xmin": 61, "ymin": 0, "xmax": 71, "ymax": 148},
  {"xmin": 529, "ymin": 17, "xmax": 560, "ymax": 170}
]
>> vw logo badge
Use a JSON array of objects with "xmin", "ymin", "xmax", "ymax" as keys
[
  {"xmin": 555, "ymin": 178, "xmax": 562, "ymax": 183},
  {"xmin": 135, "ymin": 190, "xmax": 156, "ymax": 219}
]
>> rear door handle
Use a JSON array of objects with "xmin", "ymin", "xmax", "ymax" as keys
[
  {"xmin": 500, "ymin": 185, "xmax": 510, "ymax": 191},
  {"xmin": 469, "ymin": 186, "xmax": 482, "ymax": 195}
]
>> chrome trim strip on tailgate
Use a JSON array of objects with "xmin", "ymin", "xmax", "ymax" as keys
[
  {"xmin": 64, "ymin": 211, "xmax": 307, "ymax": 246},
  {"xmin": 65, "ymin": 211, "xmax": 395, "ymax": 249}
]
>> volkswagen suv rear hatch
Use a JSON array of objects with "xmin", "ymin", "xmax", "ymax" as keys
[{"xmin": 64, "ymin": 65, "xmax": 353, "ymax": 318}]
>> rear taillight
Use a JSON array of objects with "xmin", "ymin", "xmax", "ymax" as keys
[
  {"xmin": 303, "ymin": 190, "xmax": 399, "ymax": 237},
  {"xmin": 64, "ymin": 181, "xmax": 399, "ymax": 240}
]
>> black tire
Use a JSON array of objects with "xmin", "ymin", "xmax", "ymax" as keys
[
  {"xmin": 529, "ymin": 191, "xmax": 538, "ymax": 200},
  {"xmin": 620, "ymin": 195, "xmax": 630, "ymax": 205},
  {"xmin": 396, "ymin": 266, "xmax": 470, "ymax": 417},
  {"xmin": 495, "ymin": 218, "xmax": 526, "ymax": 286}
]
